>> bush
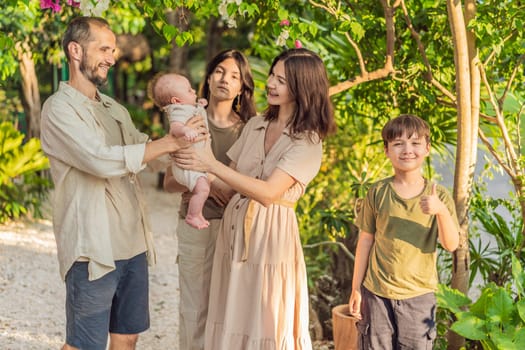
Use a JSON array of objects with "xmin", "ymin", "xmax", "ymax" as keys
[
  {"xmin": 438, "ymin": 255, "xmax": 525, "ymax": 349},
  {"xmin": 0, "ymin": 122, "xmax": 51, "ymax": 223}
]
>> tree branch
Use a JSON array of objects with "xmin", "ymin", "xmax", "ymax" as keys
[
  {"xmin": 478, "ymin": 128, "xmax": 516, "ymax": 178},
  {"xmin": 310, "ymin": 0, "xmax": 396, "ymax": 96},
  {"xmin": 399, "ymin": 0, "xmax": 456, "ymax": 102},
  {"xmin": 498, "ymin": 54, "xmax": 525, "ymax": 108},
  {"xmin": 478, "ymin": 63, "xmax": 519, "ymax": 167},
  {"xmin": 303, "ymin": 241, "xmax": 355, "ymax": 262}
]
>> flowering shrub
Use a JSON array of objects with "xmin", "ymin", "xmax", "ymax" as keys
[{"xmin": 40, "ymin": 0, "xmax": 109, "ymax": 16}]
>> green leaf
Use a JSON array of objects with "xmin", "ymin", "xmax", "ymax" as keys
[
  {"xmin": 492, "ymin": 327, "xmax": 520, "ymax": 350},
  {"xmin": 350, "ymin": 22, "xmax": 365, "ymax": 41},
  {"xmin": 451, "ymin": 312, "xmax": 487, "ymax": 340},
  {"xmin": 162, "ymin": 24, "xmax": 178, "ymax": 43},
  {"xmin": 485, "ymin": 286, "xmax": 514, "ymax": 324},
  {"xmin": 175, "ymin": 31, "xmax": 193, "ymax": 47},
  {"xmin": 513, "ymin": 255, "xmax": 525, "ymax": 296},
  {"xmin": 470, "ymin": 283, "xmax": 497, "ymax": 318},
  {"xmin": 516, "ymin": 299, "xmax": 525, "ymax": 323},
  {"xmin": 436, "ymin": 283, "xmax": 471, "ymax": 314},
  {"xmin": 513, "ymin": 328, "xmax": 525, "ymax": 349}
]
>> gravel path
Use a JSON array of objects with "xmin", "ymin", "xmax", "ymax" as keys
[{"xmin": 0, "ymin": 171, "xmax": 181, "ymax": 349}]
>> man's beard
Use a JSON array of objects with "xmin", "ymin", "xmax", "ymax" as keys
[{"xmin": 80, "ymin": 53, "xmax": 109, "ymax": 87}]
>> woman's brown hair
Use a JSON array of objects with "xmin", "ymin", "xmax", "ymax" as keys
[{"xmin": 264, "ymin": 48, "xmax": 336, "ymax": 141}]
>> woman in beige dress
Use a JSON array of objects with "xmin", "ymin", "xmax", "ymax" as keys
[{"xmin": 175, "ymin": 47, "xmax": 336, "ymax": 350}]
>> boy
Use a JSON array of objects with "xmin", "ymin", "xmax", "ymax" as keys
[
  {"xmin": 151, "ymin": 73, "xmax": 210, "ymax": 229},
  {"xmin": 348, "ymin": 114, "xmax": 460, "ymax": 349}
]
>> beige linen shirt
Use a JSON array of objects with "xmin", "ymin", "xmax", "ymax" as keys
[{"xmin": 40, "ymin": 82, "xmax": 156, "ymax": 281}]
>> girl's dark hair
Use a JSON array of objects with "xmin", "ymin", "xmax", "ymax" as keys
[
  {"xmin": 264, "ymin": 48, "xmax": 336, "ymax": 141},
  {"xmin": 62, "ymin": 17, "xmax": 110, "ymax": 61},
  {"xmin": 200, "ymin": 49, "xmax": 256, "ymax": 122},
  {"xmin": 382, "ymin": 114, "xmax": 431, "ymax": 148}
]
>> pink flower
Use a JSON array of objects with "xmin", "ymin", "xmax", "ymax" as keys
[
  {"xmin": 40, "ymin": 0, "xmax": 62, "ymax": 12},
  {"xmin": 67, "ymin": 0, "xmax": 81, "ymax": 7},
  {"xmin": 294, "ymin": 40, "xmax": 303, "ymax": 48},
  {"xmin": 280, "ymin": 19, "xmax": 290, "ymax": 26}
]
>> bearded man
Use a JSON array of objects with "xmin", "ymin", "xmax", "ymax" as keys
[{"xmin": 40, "ymin": 16, "xmax": 206, "ymax": 350}]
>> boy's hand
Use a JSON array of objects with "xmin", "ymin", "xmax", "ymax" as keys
[
  {"xmin": 348, "ymin": 289, "xmax": 362, "ymax": 320},
  {"xmin": 420, "ymin": 183, "xmax": 446, "ymax": 215}
]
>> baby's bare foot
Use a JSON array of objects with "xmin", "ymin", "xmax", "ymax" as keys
[{"xmin": 185, "ymin": 214, "xmax": 210, "ymax": 230}]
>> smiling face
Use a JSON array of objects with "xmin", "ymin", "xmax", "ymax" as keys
[
  {"xmin": 266, "ymin": 60, "xmax": 294, "ymax": 108},
  {"xmin": 78, "ymin": 25, "xmax": 116, "ymax": 87},
  {"xmin": 207, "ymin": 57, "xmax": 243, "ymax": 103},
  {"xmin": 385, "ymin": 132, "xmax": 430, "ymax": 173}
]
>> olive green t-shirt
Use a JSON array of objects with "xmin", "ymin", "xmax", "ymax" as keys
[
  {"xmin": 179, "ymin": 117, "xmax": 245, "ymax": 220},
  {"xmin": 356, "ymin": 177, "xmax": 459, "ymax": 299}
]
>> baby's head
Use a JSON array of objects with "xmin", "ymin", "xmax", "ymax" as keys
[{"xmin": 150, "ymin": 73, "xmax": 197, "ymax": 108}]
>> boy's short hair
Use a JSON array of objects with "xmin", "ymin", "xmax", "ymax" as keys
[{"xmin": 382, "ymin": 114, "xmax": 430, "ymax": 148}]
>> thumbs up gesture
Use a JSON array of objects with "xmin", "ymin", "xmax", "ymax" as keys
[{"xmin": 420, "ymin": 183, "xmax": 446, "ymax": 215}]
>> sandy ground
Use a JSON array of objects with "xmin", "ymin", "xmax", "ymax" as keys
[{"xmin": 0, "ymin": 170, "xmax": 181, "ymax": 349}]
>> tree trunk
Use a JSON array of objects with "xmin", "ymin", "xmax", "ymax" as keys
[
  {"xmin": 446, "ymin": 0, "xmax": 479, "ymax": 348},
  {"xmin": 17, "ymin": 43, "xmax": 41, "ymax": 139},
  {"xmin": 167, "ymin": 7, "xmax": 190, "ymax": 78},
  {"xmin": 206, "ymin": 17, "xmax": 225, "ymax": 63}
]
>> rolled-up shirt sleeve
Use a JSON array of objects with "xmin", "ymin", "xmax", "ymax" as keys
[{"xmin": 41, "ymin": 95, "xmax": 147, "ymax": 178}]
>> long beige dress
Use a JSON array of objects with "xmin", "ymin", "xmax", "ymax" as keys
[{"xmin": 204, "ymin": 116, "xmax": 322, "ymax": 350}]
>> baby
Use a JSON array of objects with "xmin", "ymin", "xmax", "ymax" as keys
[{"xmin": 151, "ymin": 73, "xmax": 210, "ymax": 229}]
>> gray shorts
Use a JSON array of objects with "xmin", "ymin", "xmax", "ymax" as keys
[
  {"xmin": 357, "ymin": 287, "xmax": 436, "ymax": 350},
  {"xmin": 65, "ymin": 253, "xmax": 150, "ymax": 349}
]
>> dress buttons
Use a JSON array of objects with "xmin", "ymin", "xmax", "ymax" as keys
[
  {"xmin": 231, "ymin": 225, "xmax": 235, "ymax": 230},
  {"xmin": 236, "ymin": 205, "xmax": 240, "ymax": 209}
]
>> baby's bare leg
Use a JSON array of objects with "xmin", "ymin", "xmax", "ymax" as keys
[{"xmin": 185, "ymin": 176, "xmax": 210, "ymax": 229}]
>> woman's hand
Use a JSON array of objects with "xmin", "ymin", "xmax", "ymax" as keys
[
  {"xmin": 185, "ymin": 114, "xmax": 208, "ymax": 137},
  {"xmin": 173, "ymin": 139, "xmax": 217, "ymax": 173}
]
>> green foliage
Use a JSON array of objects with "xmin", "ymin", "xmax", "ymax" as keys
[
  {"xmin": 438, "ymin": 255, "xmax": 525, "ymax": 349},
  {"xmin": 468, "ymin": 183, "xmax": 524, "ymax": 287},
  {"xmin": 0, "ymin": 122, "xmax": 51, "ymax": 223},
  {"xmin": 0, "ymin": 32, "xmax": 16, "ymax": 81}
]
